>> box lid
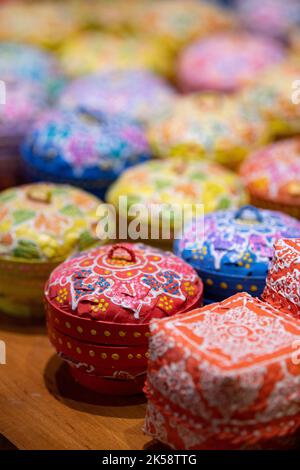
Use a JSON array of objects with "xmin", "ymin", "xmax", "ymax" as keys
[
  {"xmin": 21, "ymin": 109, "xmax": 151, "ymax": 185},
  {"xmin": 175, "ymin": 205, "xmax": 300, "ymax": 279},
  {"xmin": 45, "ymin": 243, "xmax": 203, "ymax": 343}
]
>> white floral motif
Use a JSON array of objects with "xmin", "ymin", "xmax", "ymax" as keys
[
  {"xmin": 148, "ymin": 331, "xmax": 175, "ymax": 361},
  {"xmin": 198, "ymin": 363, "xmax": 265, "ymax": 420},
  {"xmin": 179, "ymin": 306, "xmax": 298, "ymax": 365},
  {"xmin": 148, "ymin": 360, "xmax": 211, "ymax": 420}
]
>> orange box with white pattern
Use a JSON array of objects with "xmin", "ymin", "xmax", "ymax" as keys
[{"xmin": 143, "ymin": 293, "xmax": 300, "ymax": 449}]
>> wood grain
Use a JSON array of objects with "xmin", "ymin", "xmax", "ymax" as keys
[{"xmin": 0, "ymin": 314, "xmax": 150, "ymax": 450}]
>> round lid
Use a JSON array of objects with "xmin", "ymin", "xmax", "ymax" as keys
[
  {"xmin": 0, "ymin": 183, "xmax": 102, "ymax": 262},
  {"xmin": 236, "ymin": 0, "xmax": 300, "ymax": 40},
  {"xmin": 240, "ymin": 139, "xmax": 300, "ymax": 206},
  {"xmin": 59, "ymin": 32, "xmax": 173, "ymax": 78},
  {"xmin": 175, "ymin": 205, "xmax": 300, "ymax": 278},
  {"xmin": 0, "ymin": 81, "xmax": 46, "ymax": 139},
  {"xmin": 177, "ymin": 33, "xmax": 285, "ymax": 93},
  {"xmin": 45, "ymin": 243, "xmax": 203, "ymax": 324},
  {"xmin": 148, "ymin": 94, "xmax": 268, "ymax": 167},
  {"xmin": 59, "ymin": 69, "xmax": 176, "ymax": 127},
  {"xmin": 107, "ymin": 159, "xmax": 247, "ymax": 228},
  {"xmin": 0, "ymin": 42, "xmax": 62, "ymax": 91},
  {"xmin": 21, "ymin": 109, "xmax": 151, "ymax": 183}
]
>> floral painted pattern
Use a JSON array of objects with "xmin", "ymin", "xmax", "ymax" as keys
[
  {"xmin": 0, "ymin": 183, "xmax": 102, "ymax": 261},
  {"xmin": 22, "ymin": 109, "xmax": 151, "ymax": 187},
  {"xmin": 144, "ymin": 293, "xmax": 300, "ymax": 449},
  {"xmin": 240, "ymin": 61, "xmax": 300, "ymax": 138},
  {"xmin": 263, "ymin": 238, "xmax": 300, "ymax": 319},
  {"xmin": 148, "ymin": 94, "xmax": 269, "ymax": 168},
  {"xmin": 107, "ymin": 158, "xmax": 247, "ymax": 228},
  {"xmin": 240, "ymin": 139, "xmax": 300, "ymax": 206},
  {"xmin": 46, "ymin": 243, "xmax": 203, "ymax": 323},
  {"xmin": 177, "ymin": 33, "xmax": 285, "ymax": 93},
  {"xmin": 175, "ymin": 207, "xmax": 300, "ymax": 278},
  {"xmin": 59, "ymin": 69, "xmax": 176, "ymax": 127}
]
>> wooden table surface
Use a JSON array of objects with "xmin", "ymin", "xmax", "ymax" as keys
[{"xmin": 0, "ymin": 314, "xmax": 151, "ymax": 450}]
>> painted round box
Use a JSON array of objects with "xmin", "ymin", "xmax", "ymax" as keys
[
  {"xmin": 45, "ymin": 243, "xmax": 204, "ymax": 395},
  {"xmin": 59, "ymin": 70, "xmax": 176, "ymax": 128},
  {"xmin": 0, "ymin": 183, "xmax": 102, "ymax": 319},
  {"xmin": 59, "ymin": 32, "xmax": 174, "ymax": 79},
  {"xmin": 106, "ymin": 158, "xmax": 247, "ymax": 243},
  {"xmin": 21, "ymin": 109, "xmax": 151, "ymax": 199},
  {"xmin": 240, "ymin": 139, "xmax": 300, "ymax": 219},
  {"xmin": 174, "ymin": 205, "xmax": 300, "ymax": 304},
  {"xmin": 240, "ymin": 60, "xmax": 300, "ymax": 139},
  {"xmin": 263, "ymin": 238, "xmax": 300, "ymax": 319},
  {"xmin": 144, "ymin": 293, "xmax": 300, "ymax": 449},
  {"xmin": 176, "ymin": 32, "xmax": 285, "ymax": 93},
  {"xmin": 148, "ymin": 93, "xmax": 269, "ymax": 169}
]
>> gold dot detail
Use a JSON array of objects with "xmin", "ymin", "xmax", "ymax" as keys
[
  {"xmin": 91, "ymin": 329, "xmax": 97, "ymax": 336},
  {"xmin": 76, "ymin": 347, "xmax": 82, "ymax": 354},
  {"xmin": 119, "ymin": 331, "xmax": 126, "ymax": 337},
  {"xmin": 65, "ymin": 322, "xmax": 71, "ymax": 329},
  {"xmin": 67, "ymin": 342, "xmax": 72, "ymax": 349},
  {"xmin": 136, "ymin": 354, "xmax": 142, "ymax": 359},
  {"xmin": 133, "ymin": 332, "xmax": 141, "ymax": 338},
  {"xmin": 104, "ymin": 330, "xmax": 111, "ymax": 337},
  {"xmin": 101, "ymin": 353, "xmax": 107, "ymax": 359},
  {"xmin": 77, "ymin": 326, "xmax": 83, "ymax": 334},
  {"xmin": 89, "ymin": 350, "xmax": 95, "ymax": 357},
  {"xmin": 111, "ymin": 353, "xmax": 119, "ymax": 360},
  {"xmin": 128, "ymin": 354, "xmax": 134, "ymax": 359}
]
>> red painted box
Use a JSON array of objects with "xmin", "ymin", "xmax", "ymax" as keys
[{"xmin": 45, "ymin": 243, "xmax": 203, "ymax": 395}]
